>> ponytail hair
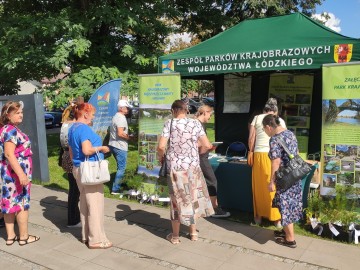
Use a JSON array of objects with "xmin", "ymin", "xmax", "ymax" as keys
[{"xmin": 263, "ymin": 97, "xmax": 278, "ymax": 113}]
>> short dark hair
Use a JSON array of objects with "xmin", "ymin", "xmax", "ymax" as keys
[
  {"xmin": 262, "ymin": 114, "xmax": 281, "ymax": 128},
  {"xmin": 171, "ymin": 100, "xmax": 187, "ymax": 116}
]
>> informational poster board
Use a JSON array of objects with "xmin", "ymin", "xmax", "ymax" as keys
[
  {"xmin": 137, "ymin": 73, "xmax": 181, "ymax": 177},
  {"xmin": 321, "ymin": 62, "xmax": 360, "ymax": 195},
  {"xmin": 269, "ymin": 73, "xmax": 314, "ymax": 158},
  {"xmin": 223, "ymin": 74, "xmax": 251, "ymax": 113}
]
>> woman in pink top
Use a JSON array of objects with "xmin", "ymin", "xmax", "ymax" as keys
[{"xmin": 0, "ymin": 101, "xmax": 39, "ymax": 246}]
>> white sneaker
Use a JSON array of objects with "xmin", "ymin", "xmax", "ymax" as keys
[
  {"xmin": 67, "ymin": 222, "xmax": 81, "ymax": 228},
  {"xmin": 111, "ymin": 191, "xmax": 121, "ymax": 195}
]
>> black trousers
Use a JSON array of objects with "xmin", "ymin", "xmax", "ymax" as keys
[
  {"xmin": 67, "ymin": 173, "xmax": 80, "ymax": 225},
  {"xmin": 199, "ymin": 153, "xmax": 218, "ymax": 196}
]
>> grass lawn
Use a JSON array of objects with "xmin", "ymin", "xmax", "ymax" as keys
[{"xmin": 41, "ymin": 132, "xmax": 140, "ymax": 198}]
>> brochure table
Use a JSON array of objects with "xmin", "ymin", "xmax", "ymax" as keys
[{"xmin": 209, "ymin": 157, "xmax": 253, "ymax": 212}]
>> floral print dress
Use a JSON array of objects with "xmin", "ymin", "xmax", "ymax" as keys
[
  {"xmin": 0, "ymin": 124, "xmax": 33, "ymax": 214},
  {"xmin": 161, "ymin": 118, "xmax": 214, "ymax": 226},
  {"xmin": 269, "ymin": 129, "xmax": 302, "ymax": 226}
]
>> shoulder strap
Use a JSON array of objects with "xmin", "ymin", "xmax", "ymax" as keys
[
  {"xmin": 276, "ymin": 136, "xmax": 294, "ymax": 159},
  {"xmin": 165, "ymin": 119, "xmax": 173, "ymax": 154}
]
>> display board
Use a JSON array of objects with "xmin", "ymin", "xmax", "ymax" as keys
[
  {"xmin": 137, "ymin": 73, "xmax": 181, "ymax": 177},
  {"xmin": 269, "ymin": 73, "xmax": 314, "ymax": 158},
  {"xmin": 321, "ymin": 62, "xmax": 360, "ymax": 195},
  {"xmin": 223, "ymin": 74, "xmax": 251, "ymax": 113}
]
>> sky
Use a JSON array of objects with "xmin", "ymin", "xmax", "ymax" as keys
[{"xmin": 315, "ymin": 0, "xmax": 360, "ymax": 38}]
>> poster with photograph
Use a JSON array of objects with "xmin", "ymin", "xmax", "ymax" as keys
[
  {"xmin": 137, "ymin": 73, "xmax": 181, "ymax": 177},
  {"xmin": 269, "ymin": 73, "xmax": 314, "ymax": 158},
  {"xmin": 223, "ymin": 74, "xmax": 251, "ymax": 113},
  {"xmin": 321, "ymin": 63, "xmax": 360, "ymax": 195}
]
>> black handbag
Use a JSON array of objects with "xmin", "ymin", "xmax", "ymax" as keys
[
  {"xmin": 158, "ymin": 119, "xmax": 173, "ymax": 179},
  {"xmin": 159, "ymin": 156, "xmax": 167, "ymax": 177},
  {"xmin": 275, "ymin": 137, "xmax": 312, "ymax": 191}
]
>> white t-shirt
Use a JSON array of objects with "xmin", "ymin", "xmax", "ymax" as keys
[
  {"xmin": 109, "ymin": 112, "xmax": 128, "ymax": 151},
  {"xmin": 251, "ymin": 113, "xmax": 286, "ymax": 152},
  {"xmin": 60, "ymin": 122, "xmax": 74, "ymax": 148}
]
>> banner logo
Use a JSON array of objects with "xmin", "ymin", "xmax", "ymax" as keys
[
  {"xmin": 334, "ymin": 44, "xmax": 353, "ymax": 63},
  {"xmin": 88, "ymin": 79, "xmax": 121, "ymax": 138},
  {"xmin": 162, "ymin": 60, "xmax": 174, "ymax": 73},
  {"xmin": 97, "ymin": 92, "xmax": 110, "ymax": 106}
]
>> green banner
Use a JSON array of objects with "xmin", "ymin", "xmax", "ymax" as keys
[
  {"xmin": 137, "ymin": 73, "xmax": 181, "ymax": 177},
  {"xmin": 161, "ymin": 46, "xmax": 337, "ymax": 76},
  {"xmin": 321, "ymin": 62, "xmax": 360, "ymax": 195},
  {"xmin": 159, "ymin": 13, "xmax": 360, "ymax": 76},
  {"xmin": 269, "ymin": 73, "xmax": 314, "ymax": 159}
]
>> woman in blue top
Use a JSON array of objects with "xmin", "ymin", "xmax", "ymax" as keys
[{"xmin": 68, "ymin": 103, "xmax": 112, "ymax": 249}]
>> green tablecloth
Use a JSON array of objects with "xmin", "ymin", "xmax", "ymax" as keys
[{"xmin": 209, "ymin": 157, "xmax": 253, "ymax": 212}]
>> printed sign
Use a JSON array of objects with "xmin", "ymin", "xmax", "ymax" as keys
[
  {"xmin": 137, "ymin": 74, "xmax": 181, "ymax": 177},
  {"xmin": 321, "ymin": 62, "xmax": 360, "ymax": 195}
]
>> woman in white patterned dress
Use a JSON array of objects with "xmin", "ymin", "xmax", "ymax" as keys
[{"xmin": 157, "ymin": 100, "xmax": 214, "ymax": 244}]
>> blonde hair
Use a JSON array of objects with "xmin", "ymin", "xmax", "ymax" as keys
[
  {"xmin": 0, "ymin": 101, "xmax": 23, "ymax": 127},
  {"xmin": 195, "ymin": 105, "xmax": 213, "ymax": 118}
]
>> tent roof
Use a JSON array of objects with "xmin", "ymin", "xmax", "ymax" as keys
[{"xmin": 159, "ymin": 13, "xmax": 360, "ymax": 76}]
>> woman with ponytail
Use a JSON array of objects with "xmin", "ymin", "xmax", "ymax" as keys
[{"xmin": 248, "ymin": 98, "xmax": 286, "ymax": 227}]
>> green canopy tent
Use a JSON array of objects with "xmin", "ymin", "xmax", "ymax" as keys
[{"xmin": 158, "ymin": 13, "xmax": 360, "ymax": 154}]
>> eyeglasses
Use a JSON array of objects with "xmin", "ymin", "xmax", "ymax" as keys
[{"xmin": 5, "ymin": 101, "xmax": 24, "ymax": 115}]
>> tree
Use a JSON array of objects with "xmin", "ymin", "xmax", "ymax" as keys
[
  {"xmin": 173, "ymin": 0, "xmax": 325, "ymax": 40},
  {"xmin": 0, "ymin": 0, "xmax": 177, "ymax": 95},
  {"xmin": 0, "ymin": 0, "xmax": 325, "ymax": 97},
  {"xmin": 41, "ymin": 66, "xmax": 140, "ymax": 109}
]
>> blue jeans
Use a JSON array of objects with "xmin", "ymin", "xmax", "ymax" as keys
[{"xmin": 109, "ymin": 146, "xmax": 128, "ymax": 192}]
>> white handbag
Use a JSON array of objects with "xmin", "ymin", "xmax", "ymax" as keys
[{"xmin": 80, "ymin": 150, "xmax": 110, "ymax": 185}]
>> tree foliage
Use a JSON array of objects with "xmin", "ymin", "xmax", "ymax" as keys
[
  {"xmin": 181, "ymin": 79, "xmax": 214, "ymax": 97},
  {"xmin": 0, "ymin": 0, "xmax": 325, "ymax": 99},
  {"xmin": 173, "ymin": 0, "xmax": 324, "ymax": 40}
]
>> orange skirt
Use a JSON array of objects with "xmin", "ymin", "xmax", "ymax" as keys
[{"xmin": 252, "ymin": 152, "xmax": 281, "ymax": 221}]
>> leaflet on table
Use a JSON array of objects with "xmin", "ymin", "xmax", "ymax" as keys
[{"xmin": 212, "ymin": 141, "xmax": 223, "ymax": 146}]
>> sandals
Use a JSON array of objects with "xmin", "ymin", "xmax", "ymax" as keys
[
  {"xmin": 6, "ymin": 235, "xmax": 19, "ymax": 246},
  {"xmin": 166, "ymin": 233, "xmax": 180, "ymax": 245},
  {"xmin": 274, "ymin": 229, "xmax": 286, "ymax": 238},
  {"xmin": 18, "ymin": 235, "xmax": 40, "ymax": 246},
  {"xmin": 88, "ymin": 241, "xmax": 113, "ymax": 249},
  {"xmin": 275, "ymin": 237, "xmax": 297, "ymax": 248},
  {"xmin": 190, "ymin": 233, "xmax": 198, "ymax": 241}
]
